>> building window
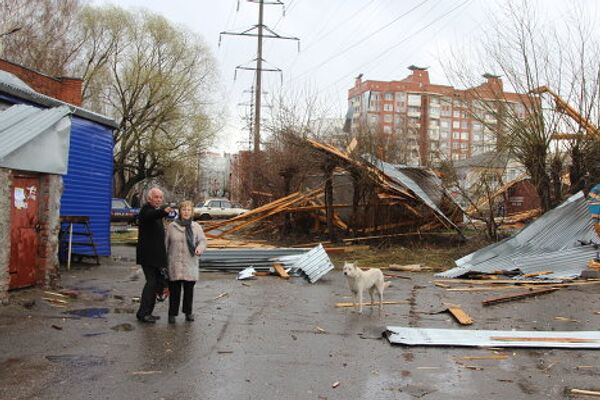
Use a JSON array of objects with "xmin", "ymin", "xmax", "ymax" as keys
[
  {"xmin": 453, "ymin": 110, "xmax": 460, "ymax": 118},
  {"xmin": 452, "ymin": 132, "xmax": 460, "ymax": 139},
  {"xmin": 407, "ymin": 94, "xmax": 421, "ymax": 106},
  {"xmin": 440, "ymin": 120, "xmax": 450, "ymax": 128},
  {"xmin": 461, "ymin": 131, "xmax": 469, "ymax": 140},
  {"xmin": 384, "ymin": 93, "xmax": 394, "ymax": 101},
  {"xmin": 369, "ymin": 115, "xmax": 379, "ymax": 125},
  {"xmin": 384, "ymin": 103, "xmax": 393, "ymax": 112},
  {"xmin": 460, "ymin": 142, "xmax": 468, "ymax": 150},
  {"xmin": 383, "ymin": 114, "xmax": 392, "ymax": 123},
  {"xmin": 440, "ymin": 131, "xmax": 449, "ymax": 139},
  {"xmin": 472, "ymin": 122, "xmax": 482, "ymax": 131},
  {"xmin": 452, "ymin": 121, "xmax": 460, "ymax": 129},
  {"xmin": 460, "ymin": 120, "xmax": 468, "ymax": 129}
]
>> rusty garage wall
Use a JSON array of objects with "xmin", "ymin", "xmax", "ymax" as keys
[{"xmin": 0, "ymin": 169, "xmax": 10, "ymax": 300}]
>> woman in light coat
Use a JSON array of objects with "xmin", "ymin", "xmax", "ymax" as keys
[{"xmin": 165, "ymin": 200, "xmax": 207, "ymax": 323}]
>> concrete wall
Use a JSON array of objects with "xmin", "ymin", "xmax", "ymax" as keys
[
  {"xmin": 38, "ymin": 175, "xmax": 63, "ymax": 288},
  {"xmin": 0, "ymin": 169, "xmax": 11, "ymax": 300}
]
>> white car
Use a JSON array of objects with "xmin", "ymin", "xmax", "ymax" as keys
[{"xmin": 193, "ymin": 198, "xmax": 248, "ymax": 220}]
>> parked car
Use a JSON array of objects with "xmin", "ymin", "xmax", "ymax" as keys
[
  {"xmin": 111, "ymin": 198, "xmax": 139, "ymax": 224},
  {"xmin": 193, "ymin": 198, "xmax": 248, "ymax": 220}
]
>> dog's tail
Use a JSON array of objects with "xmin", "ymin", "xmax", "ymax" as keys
[{"xmin": 383, "ymin": 281, "xmax": 391, "ymax": 289}]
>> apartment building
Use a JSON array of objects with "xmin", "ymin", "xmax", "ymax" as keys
[{"xmin": 347, "ymin": 66, "xmax": 529, "ymax": 165}]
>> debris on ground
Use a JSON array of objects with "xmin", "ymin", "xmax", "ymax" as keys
[
  {"xmin": 443, "ymin": 304, "xmax": 474, "ymax": 325},
  {"xmin": 334, "ymin": 300, "xmax": 408, "ymax": 308},
  {"xmin": 386, "ymin": 327, "xmax": 600, "ymax": 348},
  {"xmin": 237, "ymin": 267, "xmax": 257, "ymax": 280}
]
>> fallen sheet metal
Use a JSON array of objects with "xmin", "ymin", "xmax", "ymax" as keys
[
  {"xmin": 386, "ymin": 326, "xmax": 600, "ymax": 349},
  {"xmin": 437, "ymin": 192, "xmax": 600, "ymax": 279},
  {"xmin": 277, "ymin": 244, "xmax": 334, "ymax": 283}
]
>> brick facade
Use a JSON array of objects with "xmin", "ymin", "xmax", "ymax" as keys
[
  {"xmin": 347, "ymin": 67, "xmax": 531, "ymax": 166},
  {"xmin": 0, "ymin": 58, "xmax": 82, "ymax": 106}
]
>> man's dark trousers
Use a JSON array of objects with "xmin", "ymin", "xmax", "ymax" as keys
[{"xmin": 137, "ymin": 265, "xmax": 158, "ymax": 319}]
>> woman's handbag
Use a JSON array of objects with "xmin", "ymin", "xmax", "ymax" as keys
[{"xmin": 155, "ymin": 267, "xmax": 170, "ymax": 302}]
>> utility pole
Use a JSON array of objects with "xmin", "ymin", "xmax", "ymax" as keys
[
  {"xmin": 239, "ymin": 86, "xmax": 270, "ymax": 151},
  {"xmin": 220, "ymin": 0, "xmax": 300, "ymax": 153}
]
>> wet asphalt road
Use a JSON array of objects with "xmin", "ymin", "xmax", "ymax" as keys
[{"xmin": 1, "ymin": 246, "xmax": 600, "ymax": 400}]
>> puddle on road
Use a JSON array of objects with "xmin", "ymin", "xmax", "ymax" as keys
[
  {"xmin": 65, "ymin": 307, "xmax": 110, "ymax": 318},
  {"xmin": 45, "ymin": 355, "xmax": 107, "ymax": 368}
]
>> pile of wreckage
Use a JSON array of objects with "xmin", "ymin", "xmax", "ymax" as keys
[
  {"xmin": 196, "ymin": 138, "xmax": 466, "ymax": 283},
  {"xmin": 203, "ymin": 138, "xmax": 463, "ymax": 243},
  {"xmin": 386, "ymin": 190, "xmax": 600, "ymax": 349}
]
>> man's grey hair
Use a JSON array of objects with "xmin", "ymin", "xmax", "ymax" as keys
[{"xmin": 146, "ymin": 187, "xmax": 163, "ymax": 200}]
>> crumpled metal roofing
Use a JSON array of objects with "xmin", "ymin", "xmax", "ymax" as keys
[
  {"xmin": 0, "ymin": 104, "xmax": 72, "ymax": 174},
  {"xmin": 277, "ymin": 244, "xmax": 334, "ymax": 283},
  {"xmin": 386, "ymin": 326, "xmax": 600, "ymax": 349},
  {"xmin": 0, "ymin": 70, "xmax": 117, "ymax": 128},
  {"xmin": 364, "ymin": 155, "xmax": 460, "ymax": 231},
  {"xmin": 437, "ymin": 192, "xmax": 600, "ymax": 279},
  {"xmin": 198, "ymin": 245, "xmax": 334, "ymax": 283}
]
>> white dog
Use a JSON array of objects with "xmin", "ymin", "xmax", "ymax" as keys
[{"xmin": 343, "ymin": 262, "xmax": 388, "ymax": 315}]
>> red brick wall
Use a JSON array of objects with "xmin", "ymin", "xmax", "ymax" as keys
[
  {"xmin": 504, "ymin": 180, "xmax": 541, "ymax": 215},
  {"xmin": 0, "ymin": 58, "xmax": 82, "ymax": 106}
]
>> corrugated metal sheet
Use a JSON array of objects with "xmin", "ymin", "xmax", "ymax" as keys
[
  {"xmin": 0, "ymin": 105, "xmax": 71, "ymax": 174},
  {"xmin": 386, "ymin": 326, "xmax": 600, "ymax": 349},
  {"xmin": 279, "ymin": 244, "xmax": 334, "ymax": 283},
  {"xmin": 199, "ymin": 248, "xmax": 309, "ymax": 271},
  {"xmin": 437, "ymin": 192, "xmax": 600, "ymax": 278},
  {"xmin": 0, "ymin": 70, "xmax": 117, "ymax": 128},
  {"xmin": 364, "ymin": 155, "xmax": 460, "ymax": 231},
  {"xmin": 60, "ymin": 117, "xmax": 113, "ymax": 256},
  {"xmin": 198, "ymin": 245, "xmax": 334, "ymax": 283}
]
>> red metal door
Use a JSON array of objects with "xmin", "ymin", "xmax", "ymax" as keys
[{"xmin": 9, "ymin": 176, "xmax": 40, "ymax": 289}]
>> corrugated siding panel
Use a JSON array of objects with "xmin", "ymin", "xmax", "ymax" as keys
[{"xmin": 60, "ymin": 116, "xmax": 113, "ymax": 256}]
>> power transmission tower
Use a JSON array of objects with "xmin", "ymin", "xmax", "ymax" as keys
[
  {"xmin": 220, "ymin": 0, "xmax": 299, "ymax": 154},
  {"xmin": 238, "ymin": 86, "xmax": 270, "ymax": 151}
]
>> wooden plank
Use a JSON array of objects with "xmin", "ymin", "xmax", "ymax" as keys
[
  {"xmin": 445, "ymin": 304, "xmax": 474, "ymax": 325},
  {"xmin": 334, "ymin": 300, "xmax": 408, "ymax": 308},
  {"xmin": 522, "ymin": 271, "xmax": 553, "ymax": 278},
  {"xmin": 272, "ymin": 263, "xmax": 289, "ymax": 280},
  {"xmin": 491, "ymin": 337, "xmax": 599, "ymax": 343},
  {"xmin": 457, "ymin": 355, "xmax": 510, "ymax": 361},
  {"xmin": 435, "ymin": 279, "xmax": 569, "ymax": 285},
  {"xmin": 570, "ymin": 389, "xmax": 600, "ymax": 397},
  {"xmin": 482, "ymin": 288, "xmax": 559, "ymax": 306}
]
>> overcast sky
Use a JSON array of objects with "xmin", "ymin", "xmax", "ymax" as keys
[{"xmin": 92, "ymin": 0, "xmax": 599, "ymax": 153}]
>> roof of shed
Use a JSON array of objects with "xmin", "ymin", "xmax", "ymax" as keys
[{"xmin": 0, "ymin": 70, "xmax": 117, "ymax": 128}]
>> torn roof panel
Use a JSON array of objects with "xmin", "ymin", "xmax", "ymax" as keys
[
  {"xmin": 437, "ymin": 192, "xmax": 599, "ymax": 279},
  {"xmin": 364, "ymin": 155, "xmax": 460, "ymax": 231},
  {"xmin": 386, "ymin": 326, "xmax": 600, "ymax": 349}
]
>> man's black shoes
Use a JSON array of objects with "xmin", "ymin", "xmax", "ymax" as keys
[{"xmin": 137, "ymin": 315, "xmax": 157, "ymax": 323}]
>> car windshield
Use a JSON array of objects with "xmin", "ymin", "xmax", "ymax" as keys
[{"xmin": 112, "ymin": 199, "xmax": 129, "ymax": 208}]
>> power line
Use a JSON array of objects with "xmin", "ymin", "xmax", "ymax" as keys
[
  {"xmin": 289, "ymin": 0, "xmax": 431, "ymax": 83},
  {"xmin": 316, "ymin": 0, "xmax": 473, "ymax": 97}
]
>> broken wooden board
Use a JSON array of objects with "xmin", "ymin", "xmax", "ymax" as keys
[
  {"xmin": 444, "ymin": 304, "xmax": 474, "ymax": 325},
  {"xmin": 388, "ymin": 264, "xmax": 430, "ymax": 272},
  {"xmin": 272, "ymin": 263, "xmax": 289, "ymax": 280},
  {"xmin": 570, "ymin": 388, "xmax": 600, "ymax": 397},
  {"xmin": 482, "ymin": 288, "xmax": 559, "ymax": 306},
  {"xmin": 335, "ymin": 300, "xmax": 408, "ymax": 308}
]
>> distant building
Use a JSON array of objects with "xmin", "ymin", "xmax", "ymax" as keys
[
  {"xmin": 347, "ymin": 66, "xmax": 530, "ymax": 165},
  {"xmin": 198, "ymin": 152, "xmax": 232, "ymax": 201}
]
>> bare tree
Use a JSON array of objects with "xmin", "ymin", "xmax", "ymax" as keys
[
  {"xmin": 443, "ymin": 0, "xmax": 600, "ymax": 211},
  {"xmin": 0, "ymin": 0, "xmax": 83, "ymax": 76},
  {"xmin": 76, "ymin": 7, "xmax": 218, "ymax": 198}
]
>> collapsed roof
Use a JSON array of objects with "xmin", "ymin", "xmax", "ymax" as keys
[{"xmin": 437, "ymin": 192, "xmax": 599, "ymax": 279}]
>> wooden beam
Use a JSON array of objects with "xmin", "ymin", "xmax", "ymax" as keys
[
  {"xmin": 482, "ymin": 288, "xmax": 559, "ymax": 306},
  {"xmin": 570, "ymin": 389, "xmax": 600, "ymax": 397},
  {"xmin": 491, "ymin": 337, "xmax": 599, "ymax": 343},
  {"xmin": 272, "ymin": 263, "xmax": 289, "ymax": 280},
  {"xmin": 445, "ymin": 304, "xmax": 474, "ymax": 325}
]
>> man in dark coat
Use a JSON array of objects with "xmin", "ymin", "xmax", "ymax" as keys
[{"xmin": 135, "ymin": 187, "xmax": 173, "ymax": 323}]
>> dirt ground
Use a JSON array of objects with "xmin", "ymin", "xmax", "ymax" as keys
[{"xmin": 1, "ymin": 244, "xmax": 599, "ymax": 400}]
